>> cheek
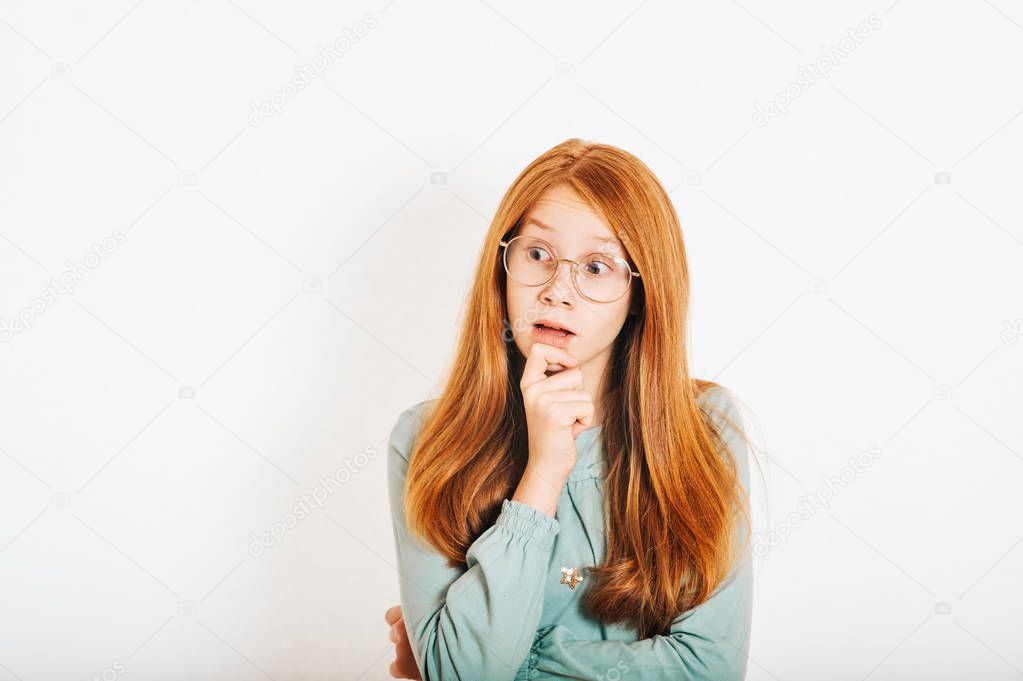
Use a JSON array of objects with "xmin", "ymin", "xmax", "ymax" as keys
[
  {"xmin": 505, "ymin": 288, "xmax": 522, "ymax": 323},
  {"xmin": 505, "ymin": 288, "xmax": 532, "ymax": 338},
  {"xmin": 508, "ymin": 281, "xmax": 542, "ymax": 315},
  {"xmin": 585, "ymin": 302, "xmax": 631, "ymax": 341}
]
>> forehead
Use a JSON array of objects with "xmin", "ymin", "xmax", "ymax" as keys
[{"xmin": 520, "ymin": 190, "xmax": 619, "ymax": 247}]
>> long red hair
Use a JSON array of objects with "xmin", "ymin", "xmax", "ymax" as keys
[{"xmin": 404, "ymin": 138, "xmax": 751, "ymax": 638}]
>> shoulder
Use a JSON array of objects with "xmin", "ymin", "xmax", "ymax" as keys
[
  {"xmin": 387, "ymin": 398, "xmax": 440, "ymax": 465},
  {"xmin": 696, "ymin": 384, "xmax": 749, "ymax": 487},
  {"xmin": 696, "ymin": 383, "xmax": 743, "ymax": 434},
  {"xmin": 697, "ymin": 383, "xmax": 738, "ymax": 417}
]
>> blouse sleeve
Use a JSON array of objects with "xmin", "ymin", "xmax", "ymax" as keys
[
  {"xmin": 528, "ymin": 387, "xmax": 754, "ymax": 681},
  {"xmin": 387, "ymin": 402, "xmax": 561, "ymax": 681}
]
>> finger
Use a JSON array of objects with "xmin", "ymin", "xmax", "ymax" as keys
[
  {"xmin": 396, "ymin": 645, "xmax": 416, "ymax": 666},
  {"xmin": 391, "ymin": 655, "xmax": 419, "ymax": 680},
  {"xmin": 521, "ymin": 343, "xmax": 578, "ymax": 390},
  {"xmin": 523, "ymin": 343, "xmax": 578, "ymax": 388},
  {"xmin": 391, "ymin": 644, "xmax": 419, "ymax": 680},
  {"xmin": 525, "ymin": 367, "xmax": 584, "ymax": 395},
  {"xmin": 384, "ymin": 605, "xmax": 403, "ymax": 625},
  {"xmin": 534, "ymin": 389, "xmax": 591, "ymax": 407},
  {"xmin": 390, "ymin": 621, "xmax": 408, "ymax": 645},
  {"xmin": 550, "ymin": 400, "xmax": 596, "ymax": 428}
]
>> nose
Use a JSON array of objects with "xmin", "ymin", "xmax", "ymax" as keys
[{"xmin": 539, "ymin": 260, "xmax": 575, "ymax": 307}]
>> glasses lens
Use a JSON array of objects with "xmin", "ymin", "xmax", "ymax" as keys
[
  {"xmin": 505, "ymin": 237, "xmax": 556, "ymax": 286},
  {"xmin": 576, "ymin": 252, "xmax": 631, "ymax": 302}
]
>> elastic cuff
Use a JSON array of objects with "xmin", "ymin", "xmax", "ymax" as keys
[{"xmin": 495, "ymin": 499, "xmax": 559, "ymax": 544}]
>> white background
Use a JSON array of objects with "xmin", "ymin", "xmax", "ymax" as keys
[{"xmin": 2, "ymin": 1, "xmax": 1022, "ymax": 679}]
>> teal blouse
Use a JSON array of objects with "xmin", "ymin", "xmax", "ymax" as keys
[{"xmin": 386, "ymin": 386, "xmax": 753, "ymax": 681}]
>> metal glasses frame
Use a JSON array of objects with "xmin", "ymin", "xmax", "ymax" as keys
[{"xmin": 499, "ymin": 234, "xmax": 641, "ymax": 304}]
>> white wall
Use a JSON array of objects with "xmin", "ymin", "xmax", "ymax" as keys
[{"xmin": 2, "ymin": 1, "xmax": 1021, "ymax": 679}]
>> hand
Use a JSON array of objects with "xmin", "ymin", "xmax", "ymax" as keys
[
  {"xmin": 520, "ymin": 342, "xmax": 595, "ymax": 481},
  {"xmin": 385, "ymin": 604, "xmax": 421, "ymax": 680}
]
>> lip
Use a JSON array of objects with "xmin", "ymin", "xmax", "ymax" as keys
[
  {"xmin": 531, "ymin": 322, "xmax": 576, "ymax": 348},
  {"xmin": 534, "ymin": 319, "xmax": 575, "ymax": 334}
]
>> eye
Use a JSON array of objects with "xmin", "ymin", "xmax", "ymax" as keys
[
  {"xmin": 582, "ymin": 256, "xmax": 614, "ymax": 277},
  {"xmin": 526, "ymin": 245, "xmax": 553, "ymax": 262}
]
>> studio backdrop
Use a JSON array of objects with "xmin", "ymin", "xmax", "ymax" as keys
[{"xmin": 1, "ymin": 1, "xmax": 1021, "ymax": 679}]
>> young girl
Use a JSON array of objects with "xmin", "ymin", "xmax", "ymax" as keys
[{"xmin": 383, "ymin": 138, "xmax": 754, "ymax": 680}]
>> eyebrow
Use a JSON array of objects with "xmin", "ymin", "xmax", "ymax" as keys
[{"xmin": 520, "ymin": 217, "xmax": 619, "ymax": 244}]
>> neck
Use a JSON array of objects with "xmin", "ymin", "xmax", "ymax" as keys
[{"xmin": 579, "ymin": 346, "xmax": 611, "ymax": 427}]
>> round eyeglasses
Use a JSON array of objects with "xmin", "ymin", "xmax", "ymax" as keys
[{"xmin": 499, "ymin": 235, "xmax": 640, "ymax": 304}]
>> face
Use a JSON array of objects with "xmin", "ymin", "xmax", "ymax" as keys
[{"xmin": 505, "ymin": 183, "xmax": 638, "ymax": 403}]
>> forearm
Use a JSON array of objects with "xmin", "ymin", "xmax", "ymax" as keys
[
  {"xmin": 529, "ymin": 625, "xmax": 749, "ymax": 681},
  {"xmin": 512, "ymin": 464, "xmax": 568, "ymax": 517},
  {"xmin": 530, "ymin": 542, "xmax": 754, "ymax": 681}
]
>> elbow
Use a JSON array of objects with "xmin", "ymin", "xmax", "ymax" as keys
[{"xmin": 667, "ymin": 638, "xmax": 748, "ymax": 681}]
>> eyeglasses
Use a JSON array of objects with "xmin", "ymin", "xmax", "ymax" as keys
[{"xmin": 499, "ymin": 234, "xmax": 640, "ymax": 304}]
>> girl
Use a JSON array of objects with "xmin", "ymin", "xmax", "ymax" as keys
[{"xmin": 383, "ymin": 138, "xmax": 755, "ymax": 680}]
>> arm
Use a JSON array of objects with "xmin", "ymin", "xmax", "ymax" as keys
[
  {"xmin": 387, "ymin": 402, "xmax": 561, "ymax": 681},
  {"xmin": 529, "ymin": 387, "xmax": 754, "ymax": 681},
  {"xmin": 529, "ymin": 558, "xmax": 752, "ymax": 680}
]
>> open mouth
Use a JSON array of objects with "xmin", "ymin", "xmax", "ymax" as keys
[
  {"xmin": 534, "ymin": 323, "xmax": 574, "ymax": 336},
  {"xmin": 532, "ymin": 323, "xmax": 576, "ymax": 346}
]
